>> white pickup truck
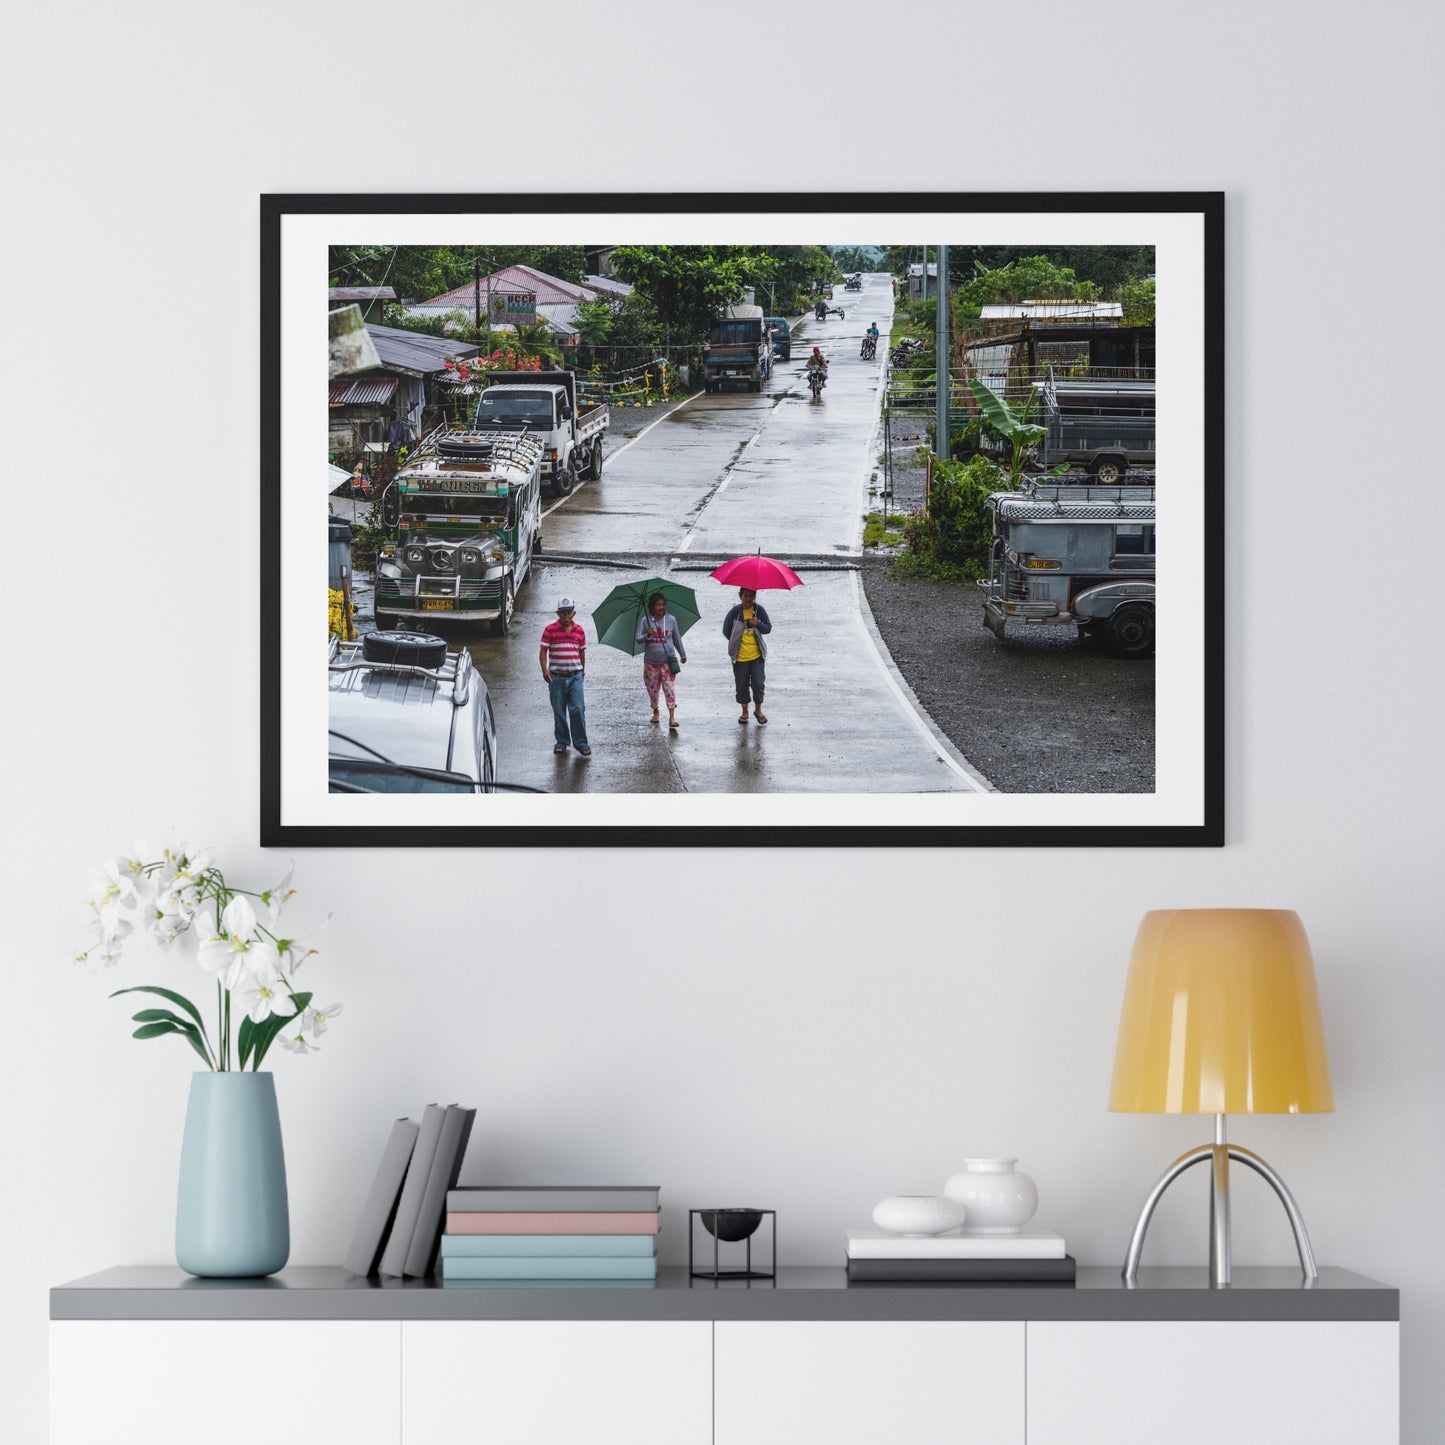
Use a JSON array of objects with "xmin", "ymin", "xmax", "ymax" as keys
[{"xmin": 474, "ymin": 370, "xmax": 609, "ymax": 496}]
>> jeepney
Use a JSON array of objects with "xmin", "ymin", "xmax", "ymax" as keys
[
  {"xmin": 980, "ymin": 482, "xmax": 1156, "ymax": 657},
  {"xmin": 374, "ymin": 427, "xmax": 544, "ymax": 636}
]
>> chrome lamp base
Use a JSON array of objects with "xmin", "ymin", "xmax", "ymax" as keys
[{"xmin": 1122, "ymin": 1114, "xmax": 1319, "ymax": 1288}]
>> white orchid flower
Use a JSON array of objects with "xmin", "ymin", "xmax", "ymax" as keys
[
  {"xmin": 234, "ymin": 978, "xmax": 296, "ymax": 1023},
  {"xmin": 260, "ymin": 863, "xmax": 297, "ymax": 923},
  {"xmin": 85, "ymin": 860, "xmax": 137, "ymax": 932},
  {"xmin": 264, "ymin": 915, "xmax": 331, "ymax": 977},
  {"xmin": 273, "ymin": 1020, "xmax": 320, "ymax": 1054},
  {"xmin": 195, "ymin": 896, "xmax": 261, "ymax": 991},
  {"xmin": 303, "ymin": 1001, "xmax": 344, "ymax": 1037}
]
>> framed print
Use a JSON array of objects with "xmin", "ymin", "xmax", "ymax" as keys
[{"xmin": 263, "ymin": 192, "xmax": 1222, "ymax": 847}]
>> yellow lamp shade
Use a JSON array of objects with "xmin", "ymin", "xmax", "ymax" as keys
[{"xmin": 1109, "ymin": 909, "xmax": 1334, "ymax": 1115}]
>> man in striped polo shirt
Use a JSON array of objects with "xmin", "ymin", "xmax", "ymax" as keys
[{"xmin": 540, "ymin": 597, "xmax": 591, "ymax": 757}]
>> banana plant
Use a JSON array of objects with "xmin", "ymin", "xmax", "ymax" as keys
[{"xmin": 969, "ymin": 378, "xmax": 1057, "ymax": 489}]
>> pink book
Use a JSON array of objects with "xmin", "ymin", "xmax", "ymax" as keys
[{"xmin": 446, "ymin": 1210, "xmax": 661, "ymax": 1235}]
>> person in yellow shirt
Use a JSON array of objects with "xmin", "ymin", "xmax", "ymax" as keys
[{"xmin": 722, "ymin": 586, "xmax": 773, "ymax": 724}]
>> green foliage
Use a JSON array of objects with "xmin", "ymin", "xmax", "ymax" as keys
[
  {"xmin": 899, "ymin": 455, "xmax": 1007, "ymax": 581},
  {"xmin": 970, "ymin": 379, "xmax": 1047, "ymax": 487},
  {"xmin": 112, "ymin": 985, "xmax": 216, "ymax": 1068},
  {"xmin": 329, "ymin": 245, "xmax": 588, "ymax": 303},
  {"xmin": 958, "ymin": 255, "xmax": 1100, "ymax": 310},
  {"xmin": 863, "ymin": 512, "xmax": 908, "ymax": 547},
  {"xmin": 574, "ymin": 298, "xmax": 616, "ymax": 347},
  {"xmin": 612, "ymin": 246, "xmax": 770, "ymax": 344},
  {"xmin": 1119, "ymin": 278, "xmax": 1156, "ymax": 326}
]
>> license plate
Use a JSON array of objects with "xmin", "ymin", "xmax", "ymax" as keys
[{"xmin": 421, "ymin": 600, "xmax": 451, "ymax": 611}]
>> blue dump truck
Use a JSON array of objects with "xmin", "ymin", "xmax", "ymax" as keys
[
  {"xmin": 765, "ymin": 316, "xmax": 792, "ymax": 361},
  {"xmin": 704, "ymin": 305, "xmax": 773, "ymax": 393}
]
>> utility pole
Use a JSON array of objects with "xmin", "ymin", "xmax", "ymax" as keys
[
  {"xmin": 935, "ymin": 243, "xmax": 950, "ymax": 461},
  {"xmin": 474, "ymin": 257, "xmax": 482, "ymax": 336}
]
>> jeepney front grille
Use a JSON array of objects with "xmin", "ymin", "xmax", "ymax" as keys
[{"xmin": 379, "ymin": 580, "xmax": 502, "ymax": 605}]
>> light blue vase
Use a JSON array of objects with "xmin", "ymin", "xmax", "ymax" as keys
[{"xmin": 176, "ymin": 1071, "xmax": 290, "ymax": 1277}]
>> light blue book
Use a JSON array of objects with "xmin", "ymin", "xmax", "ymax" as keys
[
  {"xmin": 441, "ymin": 1234, "xmax": 657, "ymax": 1259},
  {"xmin": 441, "ymin": 1255, "xmax": 659, "ymax": 1281}
]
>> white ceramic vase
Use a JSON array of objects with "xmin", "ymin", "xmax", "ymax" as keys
[
  {"xmin": 871, "ymin": 1194, "xmax": 967, "ymax": 1237},
  {"xmin": 942, "ymin": 1158, "xmax": 1038, "ymax": 1235}
]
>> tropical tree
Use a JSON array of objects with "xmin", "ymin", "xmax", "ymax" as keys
[
  {"xmin": 969, "ymin": 379, "xmax": 1051, "ymax": 489},
  {"xmin": 611, "ymin": 246, "xmax": 776, "ymax": 344}
]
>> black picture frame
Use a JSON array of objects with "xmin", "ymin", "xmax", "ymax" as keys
[{"xmin": 264, "ymin": 192, "xmax": 1222, "ymax": 848}]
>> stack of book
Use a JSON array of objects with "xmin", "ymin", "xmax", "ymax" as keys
[
  {"xmin": 343, "ymin": 1104, "xmax": 477, "ymax": 1279},
  {"xmin": 440, "ymin": 1186, "xmax": 662, "ymax": 1281},
  {"xmin": 845, "ymin": 1227, "xmax": 1076, "ymax": 1283}
]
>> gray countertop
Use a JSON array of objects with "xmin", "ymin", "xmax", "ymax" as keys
[{"xmin": 51, "ymin": 1265, "xmax": 1398, "ymax": 1323}]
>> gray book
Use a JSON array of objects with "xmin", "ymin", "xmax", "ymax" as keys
[
  {"xmin": 343, "ymin": 1118, "xmax": 419, "ymax": 1276},
  {"xmin": 403, "ymin": 1105, "xmax": 477, "ymax": 1277},
  {"xmin": 446, "ymin": 1186, "xmax": 661, "ymax": 1212},
  {"xmin": 379, "ymin": 1104, "xmax": 444, "ymax": 1277}
]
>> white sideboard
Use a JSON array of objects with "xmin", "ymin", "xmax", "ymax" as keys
[{"xmin": 50, "ymin": 1266, "xmax": 1399, "ymax": 1445}]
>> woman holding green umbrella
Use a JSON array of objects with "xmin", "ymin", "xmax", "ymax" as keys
[{"xmin": 636, "ymin": 591, "xmax": 688, "ymax": 727}]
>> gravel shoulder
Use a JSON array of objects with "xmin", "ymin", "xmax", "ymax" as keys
[{"xmin": 858, "ymin": 554, "xmax": 1156, "ymax": 794}]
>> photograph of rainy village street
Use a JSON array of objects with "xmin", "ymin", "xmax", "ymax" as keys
[{"xmin": 274, "ymin": 201, "xmax": 1219, "ymax": 846}]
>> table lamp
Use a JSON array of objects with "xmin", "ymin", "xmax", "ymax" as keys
[{"xmin": 1109, "ymin": 909, "xmax": 1333, "ymax": 1287}]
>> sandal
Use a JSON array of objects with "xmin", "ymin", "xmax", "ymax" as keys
[
  {"xmin": 669, "ymin": 718, "xmax": 680, "ymax": 729},
  {"xmin": 755, "ymin": 709, "xmax": 768, "ymax": 725},
  {"xmin": 650, "ymin": 712, "xmax": 660, "ymax": 725},
  {"xmin": 738, "ymin": 713, "xmax": 750, "ymax": 725}
]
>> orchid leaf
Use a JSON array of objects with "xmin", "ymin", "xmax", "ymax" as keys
[
  {"xmin": 132, "ymin": 1021, "xmax": 181, "ymax": 1040},
  {"xmin": 111, "ymin": 986, "xmax": 209, "ymax": 1038},
  {"xmin": 238, "ymin": 1015, "xmax": 256, "ymax": 1071}
]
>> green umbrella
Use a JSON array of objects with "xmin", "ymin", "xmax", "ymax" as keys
[{"xmin": 591, "ymin": 576, "xmax": 701, "ymax": 656}]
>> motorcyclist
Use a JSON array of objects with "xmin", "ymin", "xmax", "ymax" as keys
[
  {"xmin": 861, "ymin": 322, "xmax": 879, "ymax": 358},
  {"xmin": 806, "ymin": 346, "xmax": 829, "ymax": 387}
]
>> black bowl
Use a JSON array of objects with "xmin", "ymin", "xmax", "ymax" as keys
[{"xmin": 700, "ymin": 1208, "xmax": 763, "ymax": 1243}]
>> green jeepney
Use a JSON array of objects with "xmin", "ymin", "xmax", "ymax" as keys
[{"xmin": 375, "ymin": 427, "xmax": 544, "ymax": 636}]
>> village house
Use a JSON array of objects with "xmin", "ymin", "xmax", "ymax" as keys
[{"xmin": 327, "ymin": 324, "xmax": 482, "ymax": 473}]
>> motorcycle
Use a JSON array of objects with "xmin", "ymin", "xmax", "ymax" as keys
[
  {"xmin": 844, "ymin": 274, "xmax": 863, "ymax": 291},
  {"xmin": 808, "ymin": 367, "xmax": 826, "ymax": 400},
  {"xmin": 815, "ymin": 300, "xmax": 828, "ymax": 320},
  {"xmin": 890, "ymin": 336, "xmax": 924, "ymax": 366},
  {"xmin": 860, "ymin": 335, "xmax": 878, "ymax": 360}
]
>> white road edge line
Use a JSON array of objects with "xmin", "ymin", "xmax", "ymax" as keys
[
  {"xmin": 849, "ymin": 568, "xmax": 990, "ymax": 792},
  {"xmin": 541, "ymin": 389, "xmax": 704, "ymax": 521}
]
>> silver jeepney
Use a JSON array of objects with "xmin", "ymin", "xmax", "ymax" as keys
[{"xmin": 980, "ymin": 482, "xmax": 1156, "ymax": 657}]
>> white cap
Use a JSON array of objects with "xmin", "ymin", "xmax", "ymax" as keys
[{"xmin": 557, "ymin": 596, "xmax": 576, "ymax": 611}]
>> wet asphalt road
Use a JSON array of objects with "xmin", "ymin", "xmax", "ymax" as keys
[{"xmin": 435, "ymin": 274, "xmax": 987, "ymax": 796}]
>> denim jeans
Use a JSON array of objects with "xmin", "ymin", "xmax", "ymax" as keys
[{"xmin": 549, "ymin": 672, "xmax": 589, "ymax": 750}]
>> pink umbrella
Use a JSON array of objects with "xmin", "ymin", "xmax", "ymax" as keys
[{"xmin": 708, "ymin": 552, "xmax": 804, "ymax": 591}]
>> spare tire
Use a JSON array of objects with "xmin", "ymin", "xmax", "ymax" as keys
[
  {"xmin": 437, "ymin": 438, "xmax": 495, "ymax": 460},
  {"xmin": 362, "ymin": 630, "xmax": 448, "ymax": 669}
]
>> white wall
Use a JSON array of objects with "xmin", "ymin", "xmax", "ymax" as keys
[{"xmin": 4, "ymin": 1, "xmax": 1442, "ymax": 1441}]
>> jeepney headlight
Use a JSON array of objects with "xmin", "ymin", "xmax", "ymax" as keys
[
  {"xmin": 430, "ymin": 547, "xmax": 455, "ymax": 571},
  {"xmin": 459, "ymin": 548, "xmax": 481, "ymax": 567},
  {"xmin": 1023, "ymin": 558, "xmax": 1061, "ymax": 570},
  {"xmin": 404, "ymin": 546, "xmax": 426, "ymax": 565}
]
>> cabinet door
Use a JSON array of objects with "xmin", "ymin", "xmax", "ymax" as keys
[
  {"xmin": 401, "ymin": 1320, "xmax": 711, "ymax": 1445},
  {"xmin": 714, "ymin": 1320, "xmax": 1025, "ymax": 1445},
  {"xmin": 1027, "ymin": 1320, "xmax": 1399, "ymax": 1445},
  {"xmin": 51, "ymin": 1320, "xmax": 401, "ymax": 1445}
]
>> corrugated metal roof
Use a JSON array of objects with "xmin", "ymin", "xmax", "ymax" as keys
[
  {"xmin": 329, "ymin": 286, "xmax": 397, "ymax": 302},
  {"xmin": 980, "ymin": 302, "xmax": 1124, "ymax": 319},
  {"xmin": 420, "ymin": 264, "xmax": 599, "ymax": 309},
  {"xmin": 583, "ymin": 274, "xmax": 632, "ymax": 296},
  {"xmin": 365, "ymin": 324, "xmax": 481, "ymax": 374},
  {"xmin": 329, "ymin": 375, "xmax": 398, "ymax": 406}
]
